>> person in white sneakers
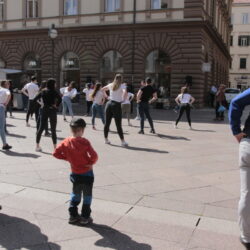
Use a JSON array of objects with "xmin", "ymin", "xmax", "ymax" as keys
[
  {"xmin": 0, "ymin": 80, "xmax": 12, "ymax": 150},
  {"xmin": 22, "ymin": 76, "xmax": 39, "ymax": 127},
  {"xmin": 102, "ymin": 74, "xmax": 128, "ymax": 147},
  {"xmin": 60, "ymin": 81, "xmax": 77, "ymax": 121}
]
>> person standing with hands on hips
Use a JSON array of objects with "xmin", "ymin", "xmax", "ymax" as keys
[
  {"xmin": 22, "ymin": 76, "xmax": 39, "ymax": 127},
  {"xmin": 229, "ymin": 88, "xmax": 250, "ymax": 250},
  {"xmin": 137, "ymin": 77, "xmax": 157, "ymax": 135},
  {"xmin": 0, "ymin": 80, "xmax": 12, "ymax": 150}
]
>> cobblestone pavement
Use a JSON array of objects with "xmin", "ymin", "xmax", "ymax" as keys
[{"xmin": 0, "ymin": 108, "xmax": 246, "ymax": 250}]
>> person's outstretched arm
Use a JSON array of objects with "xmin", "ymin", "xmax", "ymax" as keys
[
  {"xmin": 229, "ymin": 89, "xmax": 250, "ymax": 143},
  {"xmin": 86, "ymin": 142, "xmax": 98, "ymax": 165},
  {"xmin": 53, "ymin": 142, "xmax": 67, "ymax": 160}
]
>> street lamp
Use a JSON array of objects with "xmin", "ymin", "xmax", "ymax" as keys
[{"xmin": 48, "ymin": 24, "xmax": 58, "ymax": 78}]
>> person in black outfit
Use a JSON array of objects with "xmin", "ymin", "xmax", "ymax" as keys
[
  {"xmin": 137, "ymin": 78, "xmax": 158, "ymax": 134},
  {"xmin": 34, "ymin": 79, "xmax": 62, "ymax": 152}
]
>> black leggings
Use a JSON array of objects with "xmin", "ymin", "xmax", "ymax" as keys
[
  {"xmin": 36, "ymin": 107, "xmax": 57, "ymax": 144},
  {"xmin": 104, "ymin": 101, "xmax": 124, "ymax": 140},
  {"xmin": 175, "ymin": 104, "xmax": 191, "ymax": 126},
  {"xmin": 37, "ymin": 108, "xmax": 49, "ymax": 133},
  {"xmin": 26, "ymin": 100, "xmax": 39, "ymax": 123},
  {"xmin": 86, "ymin": 101, "xmax": 93, "ymax": 115}
]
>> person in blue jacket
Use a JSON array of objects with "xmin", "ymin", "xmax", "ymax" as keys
[{"xmin": 229, "ymin": 88, "xmax": 250, "ymax": 250}]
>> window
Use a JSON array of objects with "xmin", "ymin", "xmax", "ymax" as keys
[
  {"xmin": 230, "ymin": 14, "xmax": 234, "ymax": 25},
  {"xmin": 61, "ymin": 52, "xmax": 79, "ymax": 70},
  {"xmin": 151, "ymin": 0, "xmax": 168, "ymax": 9},
  {"xmin": 0, "ymin": 0, "xmax": 4, "ymax": 21},
  {"xmin": 23, "ymin": 53, "xmax": 41, "ymax": 70},
  {"xmin": 242, "ymin": 13, "xmax": 249, "ymax": 24},
  {"xmin": 64, "ymin": 0, "xmax": 78, "ymax": 16},
  {"xmin": 0, "ymin": 58, "xmax": 5, "ymax": 68},
  {"xmin": 105, "ymin": 0, "xmax": 120, "ymax": 12},
  {"xmin": 27, "ymin": 0, "xmax": 38, "ymax": 18},
  {"xmin": 238, "ymin": 36, "xmax": 250, "ymax": 46},
  {"xmin": 240, "ymin": 58, "xmax": 247, "ymax": 69},
  {"xmin": 230, "ymin": 36, "xmax": 233, "ymax": 46},
  {"xmin": 101, "ymin": 51, "xmax": 123, "ymax": 73}
]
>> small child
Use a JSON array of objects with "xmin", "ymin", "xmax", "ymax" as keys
[{"xmin": 53, "ymin": 118, "xmax": 98, "ymax": 225}]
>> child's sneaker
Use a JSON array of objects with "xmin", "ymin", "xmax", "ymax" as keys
[
  {"xmin": 68, "ymin": 215, "xmax": 80, "ymax": 224},
  {"xmin": 80, "ymin": 216, "xmax": 93, "ymax": 225}
]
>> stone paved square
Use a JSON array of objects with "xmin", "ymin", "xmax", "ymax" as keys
[{"xmin": 0, "ymin": 109, "xmax": 246, "ymax": 250}]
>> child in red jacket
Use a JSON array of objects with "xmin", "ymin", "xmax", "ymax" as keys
[{"xmin": 53, "ymin": 118, "xmax": 98, "ymax": 225}]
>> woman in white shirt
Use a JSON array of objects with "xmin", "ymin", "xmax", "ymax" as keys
[
  {"xmin": 0, "ymin": 80, "xmax": 12, "ymax": 150},
  {"xmin": 102, "ymin": 74, "xmax": 128, "ymax": 147},
  {"xmin": 175, "ymin": 87, "xmax": 195, "ymax": 129},
  {"xmin": 83, "ymin": 83, "xmax": 94, "ymax": 116},
  {"xmin": 60, "ymin": 81, "xmax": 77, "ymax": 121},
  {"xmin": 122, "ymin": 90, "xmax": 134, "ymax": 126},
  {"xmin": 91, "ymin": 83, "xmax": 106, "ymax": 130}
]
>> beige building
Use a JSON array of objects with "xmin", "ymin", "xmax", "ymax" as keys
[
  {"xmin": 230, "ymin": 0, "xmax": 250, "ymax": 90},
  {"xmin": 0, "ymin": 0, "xmax": 232, "ymax": 105}
]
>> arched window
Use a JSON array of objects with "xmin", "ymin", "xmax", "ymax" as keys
[
  {"xmin": 23, "ymin": 53, "xmax": 41, "ymax": 70},
  {"xmin": 0, "ymin": 58, "xmax": 6, "ymax": 68},
  {"xmin": 145, "ymin": 50, "xmax": 171, "ymax": 99},
  {"xmin": 100, "ymin": 50, "xmax": 123, "ymax": 84},
  {"xmin": 60, "ymin": 52, "xmax": 80, "ymax": 90},
  {"xmin": 61, "ymin": 52, "xmax": 80, "ymax": 70}
]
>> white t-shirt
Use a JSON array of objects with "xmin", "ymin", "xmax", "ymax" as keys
[
  {"xmin": 177, "ymin": 93, "xmax": 192, "ymax": 104},
  {"xmin": 0, "ymin": 87, "xmax": 10, "ymax": 104},
  {"xmin": 108, "ymin": 83, "xmax": 126, "ymax": 103},
  {"xmin": 83, "ymin": 88, "xmax": 94, "ymax": 102},
  {"xmin": 23, "ymin": 82, "xmax": 39, "ymax": 100},
  {"xmin": 122, "ymin": 92, "xmax": 134, "ymax": 105},
  {"xmin": 60, "ymin": 87, "xmax": 77, "ymax": 99},
  {"xmin": 93, "ymin": 90, "xmax": 105, "ymax": 105}
]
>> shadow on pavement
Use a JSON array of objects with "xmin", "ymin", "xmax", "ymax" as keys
[
  {"xmin": 191, "ymin": 129, "xmax": 216, "ymax": 132},
  {"xmin": 109, "ymin": 144, "xmax": 168, "ymax": 154},
  {"xmin": 157, "ymin": 133, "xmax": 190, "ymax": 141},
  {"xmin": 0, "ymin": 213, "xmax": 61, "ymax": 250},
  {"xmin": 86, "ymin": 223, "xmax": 152, "ymax": 250},
  {"xmin": 7, "ymin": 133, "xmax": 27, "ymax": 139},
  {"xmin": 1, "ymin": 151, "xmax": 41, "ymax": 158}
]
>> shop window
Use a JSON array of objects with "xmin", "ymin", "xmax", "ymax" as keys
[
  {"xmin": 61, "ymin": 52, "xmax": 79, "ymax": 70},
  {"xmin": 240, "ymin": 58, "xmax": 247, "ymax": 69},
  {"xmin": 145, "ymin": 50, "xmax": 171, "ymax": 98},
  {"xmin": 23, "ymin": 53, "xmax": 41, "ymax": 70},
  {"xmin": 238, "ymin": 36, "xmax": 250, "ymax": 46},
  {"xmin": 27, "ymin": 0, "xmax": 38, "ymax": 18},
  {"xmin": 0, "ymin": 58, "xmax": 5, "ymax": 68},
  {"xmin": 151, "ymin": 0, "xmax": 168, "ymax": 9},
  {"xmin": 101, "ymin": 50, "xmax": 123, "ymax": 73},
  {"xmin": 105, "ymin": 0, "xmax": 121, "ymax": 12},
  {"xmin": 0, "ymin": 0, "xmax": 4, "ymax": 21},
  {"xmin": 64, "ymin": 0, "xmax": 78, "ymax": 16}
]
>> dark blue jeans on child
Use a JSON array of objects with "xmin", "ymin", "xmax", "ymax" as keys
[{"xmin": 69, "ymin": 171, "xmax": 94, "ymax": 219}]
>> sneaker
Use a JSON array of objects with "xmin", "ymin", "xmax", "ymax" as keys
[
  {"xmin": 69, "ymin": 215, "xmax": 80, "ymax": 224},
  {"xmin": 35, "ymin": 147, "xmax": 42, "ymax": 152},
  {"xmin": 2, "ymin": 144, "xmax": 12, "ymax": 150},
  {"xmin": 134, "ymin": 117, "xmax": 140, "ymax": 121},
  {"xmin": 121, "ymin": 141, "xmax": 128, "ymax": 147},
  {"xmin": 174, "ymin": 125, "xmax": 178, "ymax": 129},
  {"xmin": 80, "ymin": 216, "xmax": 93, "ymax": 225},
  {"xmin": 138, "ymin": 130, "xmax": 144, "ymax": 134},
  {"xmin": 240, "ymin": 237, "xmax": 250, "ymax": 250},
  {"xmin": 63, "ymin": 118, "xmax": 67, "ymax": 122},
  {"xmin": 105, "ymin": 139, "xmax": 111, "ymax": 145},
  {"xmin": 26, "ymin": 123, "xmax": 30, "ymax": 127},
  {"xmin": 189, "ymin": 126, "xmax": 193, "ymax": 130},
  {"xmin": 92, "ymin": 126, "xmax": 96, "ymax": 130},
  {"xmin": 44, "ymin": 132, "xmax": 51, "ymax": 137},
  {"xmin": 150, "ymin": 129, "xmax": 156, "ymax": 134}
]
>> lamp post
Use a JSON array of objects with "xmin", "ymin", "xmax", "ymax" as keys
[{"xmin": 48, "ymin": 24, "xmax": 58, "ymax": 78}]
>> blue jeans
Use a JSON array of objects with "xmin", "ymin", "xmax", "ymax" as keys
[
  {"xmin": 0, "ymin": 105, "xmax": 7, "ymax": 145},
  {"xmin": 138, "ymin": 102, "xmax": 154, "ymax": 131},
  {"xmin": 62, "ymin": 96, "xmax": 73, "ymax": 117},
  {"xmin": 92, "ymin": 103, "xmax": 105, "ymax": 126}
]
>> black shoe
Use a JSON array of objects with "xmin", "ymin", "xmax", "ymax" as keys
[
  {"xmin": 138, "ymin": 130, "xmax": 144, "ymax": 134},
  {"xmin": 68, "ymin": 215, "xmax": 80, "ymax": 224},
  {"xmin": 150, "ymin": 129, "xmax": 156, "ymax": 134},
  {"xmin": 80, "ymin": 216, "xmax": 93, "ymax": 225},
  {"xmin": 240, "ymin": 237, "xmax": 250, "ymax": 250},
  {"xmin": 2, "ymin": 144, "xmax": 12, "ymax": 150},
  {"xmin": 44, "ymin": 132, "xmax": 51, "ymax": 137}
]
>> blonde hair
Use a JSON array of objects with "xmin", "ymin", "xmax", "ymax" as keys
[{"xmin": 111, "ymin": 74, "xmax": 122, "ymax": 91}]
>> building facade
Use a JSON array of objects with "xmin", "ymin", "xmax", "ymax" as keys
[
  {"xmin": 230, "ymin": 0, "xmax": 250, "ymax": 90},
  {"xmin": 0, "ymin": 0, "xmax": 232, "ymax": 105}
]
